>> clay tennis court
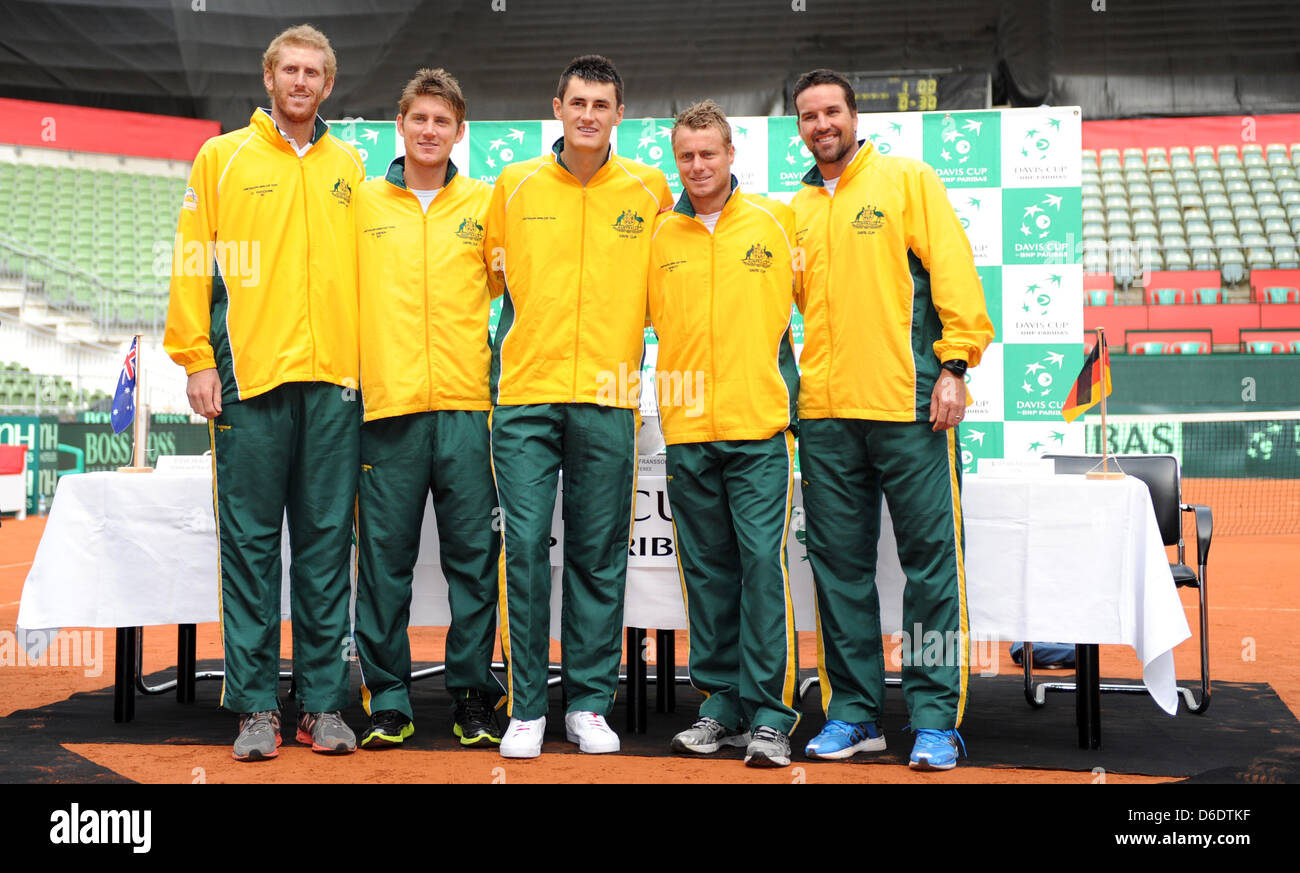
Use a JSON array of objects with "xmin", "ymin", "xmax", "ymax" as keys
[{"xmin": 2, "ymin": 512, "xmax": 1297, "ymax": 784}]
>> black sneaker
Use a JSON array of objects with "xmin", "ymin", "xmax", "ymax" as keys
[
  {"xmin": 453, "ymin": 692, "xmax": 503, "ymax": 746},
  {"xmin": 360, "ymin": 709, "xmax": 414, "ymax": 750}
]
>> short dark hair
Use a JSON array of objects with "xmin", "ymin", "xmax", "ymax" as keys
[
  {"xmin": 556, "ymin": 54, "xmax": 624, "ymax": 107},
  {"xmin": 792, "ymin": 69, "xmax": 857, "ymax": 115}
]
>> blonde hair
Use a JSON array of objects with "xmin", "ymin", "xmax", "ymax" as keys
[
  {"xmin": 398, "ymin": 68, "xmax": 466, "ymax": 124},
  {"xmin": 672, "ymin": 99, "xmax": 732, "ymax": 148},
  {"xmin": 263, "ymin": 24, "xmax": 337, "ymax": 81}
]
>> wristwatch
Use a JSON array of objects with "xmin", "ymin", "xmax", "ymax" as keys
[{"xmin": 941, "ymin": 359, "xmax": 968, "ymax": 378}]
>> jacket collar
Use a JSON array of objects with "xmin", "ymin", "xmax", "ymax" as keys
[
  {"xmin": 383, "ymin": 155, "xmax": 459, "ymax": 191},
  {"xmin": 673, "ymin": 174, "xmax": 740, "ymax": 218},
  {"xmin": 253, "ymin": 108, "xmax": 329, "ymax": 152},
  {"xmin": 801, "ymin": 139, "xmax": 873, "ymax": 188},
  {"xmin": 551, "ymin": 135, "xmax": 611, "ymax": 177}
]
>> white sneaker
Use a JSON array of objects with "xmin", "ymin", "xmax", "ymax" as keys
[
  {"xmin": 564, "ymin": 710, "xmax": 621, "ymax": 754},
  {"xmin": 499, "ymin": 716, "xmax": 545, "ymax": 758}
]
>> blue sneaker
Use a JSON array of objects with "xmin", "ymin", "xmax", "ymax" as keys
[
  {"xmin": 804, "ymin": 719, "xmax": 886, "ymax": 760},
  {"xmin": 908, "ymin": 729, "xmax": 966, "ymax": 771}
]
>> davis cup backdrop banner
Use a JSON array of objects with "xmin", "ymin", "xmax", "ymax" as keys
[{"xmin": 331, "ymin": 107, "xmax": 1084, "ymax": 470}]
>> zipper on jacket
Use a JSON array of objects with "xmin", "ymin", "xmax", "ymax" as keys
[
  {"xmin": 823, "ymin": 186, "xmax": 834, "ymax": 413},
  {"xmin": 299, "ymin": 159, "xmax": 318, "ymax": 382},
  {"xmin": 423, "ymin": 196, "xmax": 434, "ymax": 411},
  {"xmin": 708, "ymin": 218, "xmax": 717, "ymax": 432},
  {"xmin": 572, "ymin": 186, "xmax": 587, "ymax": 401}
]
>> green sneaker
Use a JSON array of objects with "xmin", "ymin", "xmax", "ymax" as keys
[{"xmin": 360, "ymin": 709, "xmax": 414, "ymax": 749}]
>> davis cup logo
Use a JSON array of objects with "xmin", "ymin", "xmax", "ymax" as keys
[
  {"xmin": 1020, "ymin": 119, "xmax": 1062, "ymax": 162},
  {"xmin": 767, "ymin": 117, "xmax": 811, "ymax": 192},
  {"xmin": 958, "ymin": 421, "xmax": 1004, "ymax": 473},
  {"xmin": 1003, "ymin": 188, "xmax": 1079, "ymax": 265},
  {"xmin": 1021, "ymin": 350, "xmax": 1066, "ymax": 398},
  {"xmin": 942, "ymin": 117, "xmax": 981, "ymax": 164},
  {"xmin": 1021, "ymin": 273, "xmax": 1063, "ymax": 316},
  {"xmin": 488, "ymin": 128, "xmax": 526, "ymax": 164},
  {"xmin": 863, "ymin": 121, "xmax": 903, "ymax": 155},
  {"xmin": 619, "ymin": 119, "xmax": 678, "ymax": 187},
  {"xmin": 469, "ymin": 121, "xmax": 540, "ymax": 183},
  {"xmin": 1021, "ymin": 193, "xmax": 1063, "ymax": 239},
  {"xmin": 923, "ymin": 111, "xmax": 1000, "ymax": 188},
  {"xmin": 1005, "ymin": 110, "xmax": 1078, "ymax": 186}
]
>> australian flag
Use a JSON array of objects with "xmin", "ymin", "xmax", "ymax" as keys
[{"xmin": 111, "ymin": 337, "xmax": 138, "ymax": 434}]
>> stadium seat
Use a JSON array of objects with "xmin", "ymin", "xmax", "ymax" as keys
[
  {"xmin": 1164, "ymin": 249, "xmax": 1192, "ymax": 271},
  {"xmin": 1247, "ymin": 341, "xmax": 1285, "ymax": 354},
  {"xmin": 1192, "ymin": 287, "xmax": 1222, "ymax": 304},
  {"xmin": 1085, "ymin": 289, "xmax": 1113, "ymax": 306},
  {"xmin": 1147, "ymin": 288, "xmax": 1181, "ymax": 305},
  {"xmin": 1172, "ymin": 340, "xmax": 1210, "ymax": 354},
  {"xmin": 1133, "ymin": 341, "xmax": 1170, "ymax": 354},
  {"xmin": 1264, "ymin": 286, "xmax": 1300, "ymax": 303}
]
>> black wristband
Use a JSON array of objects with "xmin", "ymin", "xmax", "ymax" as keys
[{"xmin": 941, "ymin": 359, "xmax": 968, "ymax": 377}]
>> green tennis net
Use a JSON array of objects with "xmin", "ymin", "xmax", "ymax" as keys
[{"xmin": 1081, "ymin": 410, "xmax": 1300, "ymax": 536}]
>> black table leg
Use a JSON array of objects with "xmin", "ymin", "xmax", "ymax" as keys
[
  {"xmin": 177, "ymin": 624, "xmax": 196, "ymax": 703},
  {"xmin": 1075, "ymin": 643, "xmax": 1101, "ymax": 749},
  {"xmin": 114, "ymin": 627, "xmax": 136, "ymax": 723},
  {"xmin": 627, "ymin": 627, "xmax": 647, "ymax": 734},
  {"xmin": 656, "ymin": 629, "xmax": 675, "ymax": 713}
]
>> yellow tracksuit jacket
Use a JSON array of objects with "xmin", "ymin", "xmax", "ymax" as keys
[
  {"xmin": 792, "ymin": 140, "xmax": 993, "ymax": 421},
  {"xmin": 164, "ymin": 109, "xmax": 365, "ymax": 401},
  {"xmin": 485, "ymin": 138, "xmax": 674, "ymax": 408},
  {"xmin": 356, "ymin": 157, "xmax": 492, "ymax": 421},
  {"xmin": 647, "ymin": 180, "xmax": 799, "ymax": 444}
]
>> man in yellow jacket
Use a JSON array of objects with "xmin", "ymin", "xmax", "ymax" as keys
[
  {"xmin": 648, "ymin": 101, "xmax": 801, "ymax": 768},
  {"xmin": 791, "ymin": 69, "xmax": 993, "ymax": 770},
  {"xmin": 353, "ymin": 69, "xmax": 503, "ymax": 750},
  {"xmin": 485, "ymin": 55, "xmax": 673, "ymax": 758},
  {"xmin": 164, "ymin": 25, "xmax": 365, "ymax": 761}
]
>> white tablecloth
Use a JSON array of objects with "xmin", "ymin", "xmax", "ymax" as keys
[{"xmin": 19, "ymin": 467, "xmax": 1189, "ymax": 713}]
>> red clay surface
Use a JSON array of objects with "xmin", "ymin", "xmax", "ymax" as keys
[{"xmin": 3, "ymin": 515, "xmax": 1297, "ymax": 783}]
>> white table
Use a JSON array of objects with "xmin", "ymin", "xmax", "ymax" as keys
[{"xmin": 19, "ymin": 467, "xmax": 1188, "ymax": 727}]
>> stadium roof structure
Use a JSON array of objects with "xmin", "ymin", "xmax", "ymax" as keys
[{"xmin": 1, "ymin": 0, "xmax": 1299, "ymax": 131}]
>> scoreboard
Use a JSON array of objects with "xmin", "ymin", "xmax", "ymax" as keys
[{"xmin": 788, "ymin": 70, "xmax": 990, "ymax": 114}]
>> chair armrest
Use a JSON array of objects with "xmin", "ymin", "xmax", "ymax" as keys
[{"xmin": 1181, "ymin": 502, "xmax": 1213, "ymax": 566}]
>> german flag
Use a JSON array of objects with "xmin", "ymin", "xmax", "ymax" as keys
[{"xmin": 1061, "ymin": 335, "xmax": 1112, "ymax": 422}]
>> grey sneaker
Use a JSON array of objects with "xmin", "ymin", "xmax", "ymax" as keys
[
  {"xmin": 296, "ymin": 711, "xmax": 356, "ymax": 754},
  {"xmin": 233, "ymin": 710, "xmax": 281, "ymax": 762},
  {"xmin": 671, "ymin": 717, "xmax": 750, "ymax": 755},
  {"xmin": 745, "ymin": 725, "xmax": 792, "ymax": 768}
]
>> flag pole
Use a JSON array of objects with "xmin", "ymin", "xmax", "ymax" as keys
[
  {"xmin": 1087, "ymin": 326, "xmax": 1124, "ymax": 480},
  {"xmin": 118, "ymin": 334, "xmax": 153, "ymax": 473}
]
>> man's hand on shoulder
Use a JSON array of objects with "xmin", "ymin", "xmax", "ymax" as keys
[
  {"xmin": 187, "ymin": 368, "xmax": 223, "ymax": 419},
  {"xmin": 929, "ymin": 369, "xmax": 965, "ymax": 432}
]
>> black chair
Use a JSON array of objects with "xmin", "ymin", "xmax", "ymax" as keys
[{"xmin": 1027, "ymin": 454, "xmax": 1212, "ymax": 715}]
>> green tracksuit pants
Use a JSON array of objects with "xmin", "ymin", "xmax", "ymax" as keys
[
  {"xmin": 490, "ymin": 403, "xmax": 637, "ymax": 721},
  {"xmin": 354, "ymin": 410, "xmax": 502, "ymax": 721},
  {"xmin": 666, "ymin": 431, "xmax": 800, "ymax": 735},
  {"xmin": 211, "ymin": 381, "xmax": 360, "ymax": 714},
  {"xmin": 799, "ymin": 418, "xmax": 969, "ymax": 730}
]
